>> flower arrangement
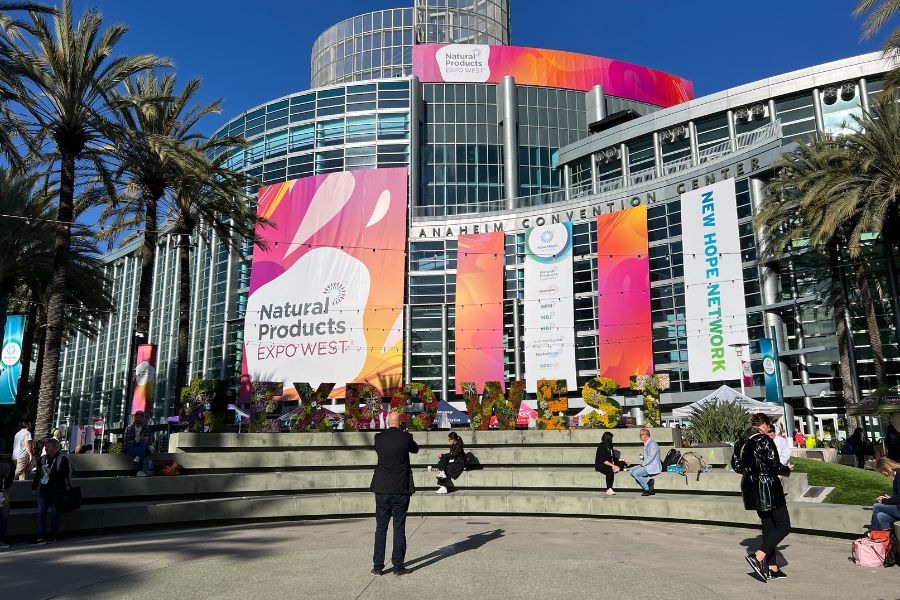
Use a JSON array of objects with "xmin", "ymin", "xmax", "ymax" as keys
[
  {"xmin": 494, "ymin": 380, "xmax": 524, "ymax": 430},
  {"xmin": 536, "ymin": 379, "xmax": 568, "ymax": 430},
  {"xmin": 580, "ymin": 377, "xmax": 621, "ymax": 428},
  {"xmin": 392, "ymin": 383, "xmax": 438, "ymax": 431},
  {"xmin": 344, "ymin": 383, "xmax": 382, "ymax": 431},
  {"xmin": 249, "ymin": 381, "xmax": 283, "ymax": 433},
  {"xmin": 179, "ymin": 378, "xmax": 214, "ymax": 433},
  {"xmin": 630, "ymin": 374, "xmax": 670, "ymax": 427},
  {"xmin": 461, "ymin": 382, "xmax": 490, "ymax": 431},
  {"xmin": 292, "ymin": 383, "xmax": 335, "ymax": 432}
]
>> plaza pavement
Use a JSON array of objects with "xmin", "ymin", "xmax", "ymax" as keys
[{"xmin": 0, "ymin": 516, "xmax": 896, "ymax": 599}]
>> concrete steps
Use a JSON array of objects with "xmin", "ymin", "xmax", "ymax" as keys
[{"xmin": 7, "ymin": 490, "xmax": 870, "ymax": 539}]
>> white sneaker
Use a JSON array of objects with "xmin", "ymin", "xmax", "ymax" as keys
[
  {"xmin": 436, "ymin": 486, "xmax": 448, "ymax": 494},
  {"xmin": 436, "ymin": 471, "xmax": 446, "ymax": 479},
  {"xmin": 136, "ymin": 471, "xmax": 148, "ymax": 477},
  {"xmin": 606, "ymin": 488, "xmax": 616, "ymax": 496},
  {"xmin": 427, "ymin": 466, "xmax": 433, "ymax": 472}
]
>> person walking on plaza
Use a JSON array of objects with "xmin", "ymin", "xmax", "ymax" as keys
[
  {"xmin": 733, "ymin": 413, "xmax": 794, "ymax": 581},
  {"xmin": 124, "ymin": 411, "xmax": 153, "ymax": 475},
  {"xmin": 12, "ymin": 422, "xmax": 33, "ymax": 480},
  {"xmin": 0, "ymin": 457, "xmax": 14, "ymax": 549},
  {"xmin": 370, "ymin": 411, "xmax": 419, "ymax": 575},
  {"xmin": 846, "ymin": 427, "xmax": 866, "ymax": 469},
  {"xmin": 428, "ymin": 431, "xmax": 465, "ymax": 494},
  {"xmin": 868, "ymin": 457, "xmax": 900, "ymax": 532},
  {"xmin": 595, "ymin": 431, "xmax": 630, "ymax": 496},
  {"xmin": 41, "ymin": 429, "xmax": 65, "ymax": 457},
  {"xmin": 629, "ymin": 428, "xmax": 661, "ymax": 496},
  {"xmin": 32, "ymin": 438, "xmax": 70, "ymax": 544}
]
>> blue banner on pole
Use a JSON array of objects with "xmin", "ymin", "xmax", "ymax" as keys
[
  {"xmin": 758, "ymin": 338, "xmax": 779, "ymax": 404},
  {"xmin": 0, "ymin": 315, "xmax": 26, "ymax": 405}
]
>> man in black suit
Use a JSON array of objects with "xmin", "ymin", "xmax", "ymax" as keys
[{"xmin": 370, "ymin": 411, "xmax": 419, "ymax": 575}]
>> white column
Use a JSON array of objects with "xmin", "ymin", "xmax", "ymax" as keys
[
  {"xmin": 201, "ymin": 231, "xmax": 219, "ymax": 377},
  {"xmin": 188, "ymin": 225, "xmax": 205, "ymax": 382},
  {"xmin": 220, "ymin": 228, "xmax": 235, "ymax": 381},
  {"xmin": 165, "ymin": 240, "xmax": 180, "ymax": 416}
]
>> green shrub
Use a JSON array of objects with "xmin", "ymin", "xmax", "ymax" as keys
[{"xmin": 688, "ymin": 400, "xmax": 750, "ymax": 445}]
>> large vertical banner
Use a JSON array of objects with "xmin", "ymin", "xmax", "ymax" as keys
[
  {"xmin": 523, "ymin": 223, "xmax": 577, "ymax": 392},
  {"xmin": 131, "ymin": 344, "xmax": 157, "ymax": 415},
  {"xmin": 243, "ymin": 169, "xmax": 408, "ymax": 398},
  {"xmin": 681, "ymin": 178, "xmax": 749, "ymax": 381},
  {"xmin": 0, "ymin": 315, "xmax": 25, "ymax": 405},
  {"xmin": 596, "ymin": 206, "xmax": 653, "ymax": 386},
  {"xmin": 455, "ymin": 232, "xmax": 505, "ymax": 393},
  {"xmin": 758, "ymin": 338, "xmax": 780, "ymax": 404}
]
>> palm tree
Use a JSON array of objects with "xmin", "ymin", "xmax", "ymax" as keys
[
  {"xmin": 168, "ymin": 147, "xmax": 264, "ymax": 400},
  {"xmin": 855, "ymin": 0, "xmax": 900, "ymax": 93},
  {"xmin": 8, "ymin": 0, "xmax": 168, "ymax": 439},
  {"xmin": 0, "ymin": 2, "xmax": 56, "ymax": 166},
  {"xmin": 0, "ymin": 167, "xmax": 53, "ymax": 339},
  {"xmin": 107, "ymin": 72, "xmax": 228, "ymax": 375},
  {"xmin": 758, "ymin": 139, "xmax": 860, "ymax": 406}
]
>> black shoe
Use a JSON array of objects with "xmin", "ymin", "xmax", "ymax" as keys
[
  {"xmin": 370, "ymin": 568, "xmax": 383, "ymax": 576},
  {"xmin": 766, "ymin": 569, "xmax": 787, "ymax": 580},
  {"xmin": 31, "ymin": 539, "xmax": 47, "ymax": 546},
  {"xmin": 45, "ymin": 537, "xmax": 57, "ymax": 544},
  {"xmin": 745, "ymin": 555, "xmax": 766, "ymax": 582},
  {"xmin": 392, "ymin": 567, "xmax": 410, "ymax": 576},
  {"xmin": 641, "ymin": 490, "xmax": 653, "ymax": 496}
]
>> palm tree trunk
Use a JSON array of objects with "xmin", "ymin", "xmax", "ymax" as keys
[
  {"xmin": 27, "ymin": 315, "xmax": 46, "ymax": 423},
  {"xmin": 850, "ymin": 253, "xmax": 888, "ymax": 393},
  {"xmin": 35, "ymin": 151, "xmax": 76, "ymax": 440},
  {"xmin": 15, "ymin": 297, "xmax": 38, "ymax": 406},
  {"xmin": 135, "ymin": 196, "xmax": 159, "ymax": 339},
  {"xmin": 175, "ymin": 231, "xmax": 192, "ymax": 404},
  {"xmin": 829, "ymin": 244, "xmax": 857, "ymax": 407}
]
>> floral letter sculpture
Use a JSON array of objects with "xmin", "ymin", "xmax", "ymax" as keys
[
  {"xmin": 536, "ymin": 379, "xmax": 568, "ymax": 430},
  {"xmin": 580, "ymin": 377, "xmax": 621, "ymax": 428},
  {"xmin": 249, "ymin": 381, "xmax": 284, "ymax": 433},
  {"xmin": 292, "ymin": 382, "xmax": 335, "ymax": 432},
  {"xmin": 630, "ymin": 374, "xmax": 670, "ymax": 427},
  {"xmin": 344, "ymin": 383, "xmax": 383, "ymax": 431}
]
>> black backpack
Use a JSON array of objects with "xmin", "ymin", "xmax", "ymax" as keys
[{"xmin": 661, "ymin": 449, "xmax": 681, "ymax": 471}]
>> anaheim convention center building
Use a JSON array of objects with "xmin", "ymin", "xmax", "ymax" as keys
[{"xmin": 51, "ymin": 0, "xmax": 900, "ymax": 440}]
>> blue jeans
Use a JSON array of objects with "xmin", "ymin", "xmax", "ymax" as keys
[
  {"xmin": 870, "ymin": 503, "xmax": 900, "ymax": 531},
  {"xmin": 36, "ymin": 488, "xmax": 60, "ymax": 540},
  {"xmin": 125, "ymin": 444, "xmax": 152, "ymax": 472},
  {"xmin": 373, "ymin": 494, "xmax": 410, "ymax": 571},
  {"xmin": 630, "ymin": 466, "xmax": 652, "ymax": 492}
]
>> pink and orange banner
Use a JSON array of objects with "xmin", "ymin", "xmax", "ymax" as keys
[
  {"xmin": 455, "ymin": 232, "xmax": 505, "ymax": 393},
  {"xmin": 596, "ymin": 206, "xmax": 653, "ymax": 386},
  {"xmin": 242, "ymin": 169, "xmax": 408, "ymax": 399},
  {"xmin": 131, "ymin": 344, "xmax": 157, "ymax": 415},
  {"xmin": 412, "ymin": 44, "xmax": 693, "ymax": 108}
]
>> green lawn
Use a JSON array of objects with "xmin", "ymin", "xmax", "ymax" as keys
[{"xmin": 791, "ymin": 457, "xmax": 893, "ymax": 505}]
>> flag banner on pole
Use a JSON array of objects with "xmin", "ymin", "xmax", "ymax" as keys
[
  {"xmin": 0, "ymin": 315, "xmax": 25, "ymax": 405},
  {"xmin": 758, "ymin": 338, "xmax": 779, "ymax": 404},
  {"xmin": 131, "ymin": 344, "xmax": 158, "ymax": 415}
]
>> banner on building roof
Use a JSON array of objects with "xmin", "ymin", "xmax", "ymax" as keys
[
  {"xmin": 412, "ymin": 44, "xmax": 694, "ymax": 107},
  {"xmin": 455, "ymin": 232, "xmax": 505, "ymax": 393},
  {"xmin": 0, "ymin": 315, "xmax": 25, "ymax": 405},
  {"xmin": 596, "ymin": 207, "xmax": 653, "ymax": 386},
  {"xmin": 523, "ymin": 222, "xmax": 577, "ymax": 392},
  {"xmin": 681, "ymin": 179, "xmax": 749, "ymax": 382},
  {"xmin": 242, "ymin": 169, "xmax": 408, "ymax": 399}
]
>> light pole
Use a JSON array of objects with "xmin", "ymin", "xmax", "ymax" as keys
[{"xmin": 729, "ymin": 342, "xmax": 750, "ymax": 396}]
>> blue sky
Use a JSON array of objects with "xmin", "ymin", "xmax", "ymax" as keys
[{"xmin": 69, "ymin": 0, "xmax": 892, "ymax": 132}]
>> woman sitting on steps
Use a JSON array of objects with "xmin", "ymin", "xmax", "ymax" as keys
[
  {"xmin": 428, "ymin": 432, "xmax": 466, "ymax": 494},
  {"xmin": 594, "ymin": 431, "xmax": 630, "ymax": 496}
]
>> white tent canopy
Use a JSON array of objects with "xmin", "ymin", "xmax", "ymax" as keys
[{"xmin": 671, "ymin": 385, "xmax": 785, "ymax": 419}]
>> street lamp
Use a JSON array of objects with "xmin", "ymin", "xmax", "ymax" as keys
[{"xmin": 729, "ymin": 342, "xmax": 750, "ymax": 396}]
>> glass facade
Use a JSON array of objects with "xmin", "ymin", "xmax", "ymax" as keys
[{"xmin": 415, "ymin": 0, "xmax": 510, "ymax": 45}]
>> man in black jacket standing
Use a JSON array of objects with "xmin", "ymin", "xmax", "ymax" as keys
[{"xmin": 370, "ymin": 411, "xmax": 418, "ymax": 576}]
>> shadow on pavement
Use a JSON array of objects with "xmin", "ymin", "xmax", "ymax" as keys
[
  {"xmin": 738, "ymin": 534, "xmax": 790, "ymax": 569},
  {"xmin": 405, "ymin": 529, "xmax": 504, "ymax": 572},
  {"xmin": 0, "ymin": 523, "xmax": 296, "ymax": 600}
]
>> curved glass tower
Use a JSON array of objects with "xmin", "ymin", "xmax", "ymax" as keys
[{"xmin": 312, "ymin": 0, "xmax": 511, "ymax": 88}]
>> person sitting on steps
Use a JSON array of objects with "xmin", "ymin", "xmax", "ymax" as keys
[
  {"xmin": 428, "ymin": 431, "xmax": 466, "ymax": 494},
  {"xmin": 595, "ymin": 431, "xmax": 630, "ymax": 496},
  {"xmin": 630, "ymin": 428, "xmax": 661, "ymax": 496}
]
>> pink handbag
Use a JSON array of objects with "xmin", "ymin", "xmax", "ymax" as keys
[{"xmin": 852, "ymin": 536, "xmax": 890, "ymax": 568}]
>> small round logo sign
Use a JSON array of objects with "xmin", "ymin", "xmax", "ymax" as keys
[
  {"xmin": 2, "ymin": 342, "xmax": 21, "ymax": 366},
  {"xmin": 762, "ymin": 356, "xmax": 776, "ymax": 376}
]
